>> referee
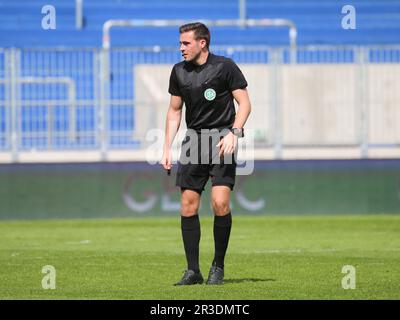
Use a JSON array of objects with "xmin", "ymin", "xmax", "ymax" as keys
[{"xmin": 161, "ymin": 22, "xmax": 251, "ymax": 285}]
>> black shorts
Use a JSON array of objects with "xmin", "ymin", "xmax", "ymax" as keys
[{"xmin": 175, "ymin": 129, "xmax": 237, "ymax": 194}]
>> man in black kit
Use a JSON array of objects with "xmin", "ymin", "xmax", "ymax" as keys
[{"xmin": 161, "ymin": 22, "xmax": 251, "ymax": 285}]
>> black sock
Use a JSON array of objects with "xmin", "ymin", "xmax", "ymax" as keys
[
  {"xmin": 181, "ymin": 215, "xmax": 201, "ymax": 273},
  {"xmin": 213, "ymin": 212, "xmax": 232, "ymax": 269}
]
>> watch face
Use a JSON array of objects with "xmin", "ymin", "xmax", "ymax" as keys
[{"xmin": 233, "ymin": 128, "xmax": 244, "ymax": 137}]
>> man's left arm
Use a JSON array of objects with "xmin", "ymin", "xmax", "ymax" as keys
[{"xmin": 217, "ymin": 88, "xmax": 251, "ymax": 156}]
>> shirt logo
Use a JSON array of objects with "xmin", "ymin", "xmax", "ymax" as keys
[{"xmin": 204, "ymin": 88, "xmax": 216, "ymax": 101}]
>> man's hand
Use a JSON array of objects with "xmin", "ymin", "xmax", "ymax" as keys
[
  {"xmin": 161, "ymin": 149, "xmax": 172, "ymax": 171},
  {"xmin": 216, "ymin": 131, "xmax": 238, "ymax": 157}
]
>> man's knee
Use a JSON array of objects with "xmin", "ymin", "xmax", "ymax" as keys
[
  {"xmin": 181, "ymin": 191, "xmax": 200, "ymax": 216},
  {"xmin": 212, "ymin": 198, "xmax": 230, "ymax": 216}
]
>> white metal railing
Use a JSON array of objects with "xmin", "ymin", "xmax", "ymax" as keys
[
  {"xmin": 75, "ymin": 0, "xmax": 83, "ymax": 29},
  {"xmin": 0, "ymin": 45, "xmax": 400, "ymax": 163},
  {"xmin": 0, "ymin": 76, "xmax": 77, "ymax": 161},
  {"xmin": 102, "ymin": 19, "xmax": 297, "ymax": 61},
  {"xmin": 21, "ymin": 77, "xmax": 76, "ymax": 141}
]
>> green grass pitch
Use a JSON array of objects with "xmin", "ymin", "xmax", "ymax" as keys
[{"xmin": 0, "ymin": 215, "xmax": 399, "ymax": 299}]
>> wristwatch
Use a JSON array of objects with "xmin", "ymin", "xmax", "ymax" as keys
[{"xmin": 231, "ymin": 128, "xmax": 244, "ymax": 138}]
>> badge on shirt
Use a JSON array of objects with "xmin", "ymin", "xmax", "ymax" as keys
[{"xmin": 204, "ymin": 88, "xmax": 216, "ymax": 101}]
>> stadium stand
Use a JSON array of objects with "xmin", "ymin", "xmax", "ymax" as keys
[
  {"xmin": 0, "ymin": 0, "xmax": 399, "ymax": 157},
  {"xmin": 0, "ymin": 0, "xmax": 399, "ymax": 47}
]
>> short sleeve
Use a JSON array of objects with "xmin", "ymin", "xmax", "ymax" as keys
[
  {"xmin": 224, "ymin": 59, "xmax": 248, "ymax": 91},
  {"xmin": 168, "ymin": 66, "xmax": 182, "ymax": 96}
]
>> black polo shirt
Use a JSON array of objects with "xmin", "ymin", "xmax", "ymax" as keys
[{"xmin": 168, "ymin": 53, "xmax": 248, "ymax": 131}]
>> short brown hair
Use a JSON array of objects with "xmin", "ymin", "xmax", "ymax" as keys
[{"xmin": 179, "ymin": 22, "xmax": 211, "ymax": 49}]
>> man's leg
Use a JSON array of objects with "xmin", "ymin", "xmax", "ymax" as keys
[
  {"xmin": 207, "ymin": 185, "xmax": 232, "ymax": 284},
  {"xmin": 175, "ymin": 188, "xmax": 204, "ymax": 285},
  {"xmin": 180, "ymin": 189, "xmax": 201, "ymax": 272}
]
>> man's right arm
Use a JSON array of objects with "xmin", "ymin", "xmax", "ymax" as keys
[{"xmin": 161, "ymin": 95, "xmax": 183, "ymax": 170}]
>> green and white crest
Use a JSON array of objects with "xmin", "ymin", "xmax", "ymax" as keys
[{"xmin": 204, "ymin": 88, "xmax": 216, "ymax": 101}]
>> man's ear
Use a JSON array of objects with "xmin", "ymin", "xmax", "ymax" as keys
[{"xmin": 199, "ymin": 39, "xmax": 207, "ymax": 49}]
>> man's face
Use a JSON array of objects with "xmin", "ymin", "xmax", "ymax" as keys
[{"xmin": 180, "ymin": 31, "xmax": 205, "ymax": 62}]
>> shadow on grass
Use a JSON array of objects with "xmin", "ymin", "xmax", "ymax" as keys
[{"xmin": 224, "ymin": 278, "xmax": 276, "ymax": 284}]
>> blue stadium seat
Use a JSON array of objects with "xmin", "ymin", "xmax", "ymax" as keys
[{"xmin": 0, "ymin": 0, "xmax": 399, "ymax": 47}]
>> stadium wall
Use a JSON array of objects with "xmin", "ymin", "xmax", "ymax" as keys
[
  {"xmin": 135, "ymin": 63, "xmax": 400, "ymax": 148},
  {"xmin": 1, "ymin": 159, "xmax": 399, "ymax": 220}
]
